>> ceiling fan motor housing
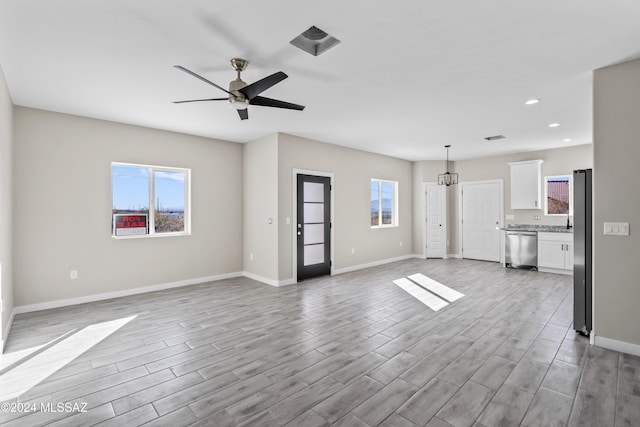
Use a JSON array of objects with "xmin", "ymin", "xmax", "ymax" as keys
[{"xmin": 228, "ymin": 78, "xmax": 249, "ymax": 109}]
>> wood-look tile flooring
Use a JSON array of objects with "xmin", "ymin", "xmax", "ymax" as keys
[{"xmin": 2, "ymin": 259, "xmax": 639, "ymax": 426}]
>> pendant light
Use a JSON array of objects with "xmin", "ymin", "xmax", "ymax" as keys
[{"xmin": 438, "ymin": 145, "xmax": 458, "ymax": 186}]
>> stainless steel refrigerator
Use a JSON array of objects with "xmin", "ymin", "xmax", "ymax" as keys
[{"xmin": 573, "ymin": 169, "xmax": 592, "ymax": 335}]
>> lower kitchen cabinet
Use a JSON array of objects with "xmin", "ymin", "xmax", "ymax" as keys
[{"xmin": 538, "ymin": 232, "xmax": 573, "ymax": 275}]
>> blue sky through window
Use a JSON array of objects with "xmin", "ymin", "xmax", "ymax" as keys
[
  {"xmin": 154, "ymin": 171, "xmax": 185, "ymax": 211},
  {"xmin": 112, "ymin": 166, "xmax": 185, "ymax": 212},
  {"xmin": 371, "ymin": 181, "xmax": 379, "ymax": 214},
  {"xmin": 112, "ymin": 166, "xmax": 149, "ymax": 211}
]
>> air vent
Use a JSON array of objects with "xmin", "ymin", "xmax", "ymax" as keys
[
  {"xmin": 484, "ymin": 135, "xmax": 506, "ymax": 141},
  {"xmin": 290, "ymin": 26, "xmax": 341, "ymax": 56}
]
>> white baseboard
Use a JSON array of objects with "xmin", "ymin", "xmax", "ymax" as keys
[
  {"xmin": 537, "ymin": 266, "xmax": 572, "ymax": 275},
  {"xmin": 594, "ymin": 335, "xmax": 640, "ymax": 357},
  {"xmin": 243, "ymin": 272, "xmax": 296, "ymax": 287},
  {"xmin": 446, "ymin": 253, "xmax": 461, "ymax": 259},
  {"xmin": 1, "ymin": 309, "xmax": 15, "ymax": 354},
  {"xmin": 13, "ymin": 271, "xmax": 244, "ymax": 315},
  {"xmin": 332, "ymin": 254, "xmax": 420, "ymax": 276}
]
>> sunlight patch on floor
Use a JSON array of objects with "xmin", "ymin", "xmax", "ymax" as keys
[
  {"xmin": 407, "ymin": 273, "xmax": 465, "ymax": 302},
  {"xmin": 393, "ymin": 274, "xmax": 465, "ymax": 311},
  {"xmin": 0, "ymin": 330, "xmax": 77, "ymax": 375},
  {"xmin": 393, "ymin": 278, "xmax": 449, "ymax": 311},
  {"xmin": 0, "ymin": 315, "xmax": 136, "ymax": 402}
]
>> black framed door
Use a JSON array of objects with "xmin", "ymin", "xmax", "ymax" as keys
[{"xmin": 297, "ymin": 174, "xmax": 331, "ymax": 281}]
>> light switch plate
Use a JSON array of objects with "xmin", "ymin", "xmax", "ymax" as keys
[{"xmin": 604, "ymin": 222, "xmax": 630, "ymax": 236}]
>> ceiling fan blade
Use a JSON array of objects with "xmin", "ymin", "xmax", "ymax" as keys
[
  {"xmin": 174, "ymin": 65, "xmax": 232, "ymax": 95},
  {"xmin": 239, "ymin": 71, "xmax": 288, "ymax": 100},
  {"xmin": 173, "ymin": 98, "xmax": 228, "ymax": 104},
  {"xmin": 250, "ymin": 96, "xmax": 305, "ymax": 111},
  {"xmin": 237, "ymin": 109, "xmax": 249, "ymax": 120}
]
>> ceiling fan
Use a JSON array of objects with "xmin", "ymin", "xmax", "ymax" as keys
[{"xmin": 173, "ymin": 58, "xmax": 305, "ymax": 120}]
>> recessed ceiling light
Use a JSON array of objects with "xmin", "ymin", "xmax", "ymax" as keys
[
  {"xmin": 563, "ymin": 138, "xmax": 572, "ymax": 142},
  {"xmin": 525, "ymin": 99, "xmax": 540, "ymax": 105},
  {"xmin": 548, "ymin": 123, "xmax": 560, "ymax": 128}
]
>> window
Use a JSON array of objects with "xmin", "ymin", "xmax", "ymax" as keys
[
  {"xmin": 544, "ymin": 175, "xmax": 572, "ymax": 216},
  {"xmin": 371, "ymin": 179, "xmax": 398, "ymax": 227},
  {"xmin": 112, "ymin": 163, "xmax": 190, "ymax": 237}
]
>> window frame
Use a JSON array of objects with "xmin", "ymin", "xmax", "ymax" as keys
[
  {"xmin": 111, "ymin": 162, "xmax": 191, "ymax": 239},
  {"xmin": 544, "ymin": 174, "xmax": 573, "ymax": 216},
  {"xmin": 370, "ymin": 178, "xmax": 399, "ymax": 228}
]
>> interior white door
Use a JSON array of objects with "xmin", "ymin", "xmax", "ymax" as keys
[
  {"xmin": 426, "ymin": 185, "xmax": 446, "ymax": 258},
  {"xmin": 461, "ymin": 182, "xmax": 501, "ymax": 262}
]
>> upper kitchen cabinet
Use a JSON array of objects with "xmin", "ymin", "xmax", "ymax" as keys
[{"xmin": 509, "ymin": 160, "xmax": 543, "ymax": 209}]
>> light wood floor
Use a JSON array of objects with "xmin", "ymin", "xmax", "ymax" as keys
[{"xmin": 1, "ymin": 258, "xmax": 639, "ymax": 426}]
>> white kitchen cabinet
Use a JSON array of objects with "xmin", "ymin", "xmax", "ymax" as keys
[
  {"xmin": 509, "ymin": 160, "xmax": 543, "ymax": 209},
  {"xmin": 538, "ymin": 232, "xmax": 573, "ymax": 274}
]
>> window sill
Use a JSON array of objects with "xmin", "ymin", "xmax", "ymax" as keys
[
  {"xmin": 371, "ymin": 225, "xmax": 398, "ymax": 229},
  {"xmin": 112, "ymin": 232, "xmax": 191, "ymax": 240}
]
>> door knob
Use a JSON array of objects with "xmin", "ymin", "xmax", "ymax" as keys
[{"xmin": 297, "ymin": 231, "xmax": 302, "ymax": 236}]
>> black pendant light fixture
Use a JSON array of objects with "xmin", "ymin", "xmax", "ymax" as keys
[{"xmin": 438, "ymin": 145, "xmax": 458, "ymax": 186}]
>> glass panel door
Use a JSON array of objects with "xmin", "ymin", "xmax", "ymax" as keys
[{"xmin": 297, "ymin": 175, "xmax": 331, "ymax": 281}]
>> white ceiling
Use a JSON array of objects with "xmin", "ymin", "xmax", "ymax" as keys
[{"xmin": 1, "ymin": 1, "xmax": 640, "ymax": 161}]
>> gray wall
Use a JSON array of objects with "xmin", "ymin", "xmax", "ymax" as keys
[
  {"xmin": 414, "ymin": 145, "xmax": 593, "ymax": 256},
  {"xmin": 593, "ymin": 58, "xmax": 640, "ymax": 346},
  {"xmin": 278, "ymin": 133, "xmax": 414, "ymax": 281},
  {"xmin": 0, "ymin": 65, "xmax": 13, "ymax": 348},
  {"xmin": 13, "ymin": 107, "xmax": 244, "ymax": 307},
  {"xmin": 243, "ymin": 134, "xmax": 278, "ymax": 281}
]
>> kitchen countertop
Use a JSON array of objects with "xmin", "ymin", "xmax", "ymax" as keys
[{"xmin": 502, "ymin": 224, "xmax": 573, "ymax": 233}]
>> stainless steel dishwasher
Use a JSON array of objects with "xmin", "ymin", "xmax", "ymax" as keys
[{"xmin": 505, "ymin": 231, "xmax": 538, "ymax": 269}]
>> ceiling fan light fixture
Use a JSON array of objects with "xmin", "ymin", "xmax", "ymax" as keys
[
  {"xmin": 230, "ymin": 97, "xmax": 249, "ymax": 109},
  {"xmin": 438, "ymin": 145, "xmax": 459, "ymax": 186},
  {"xmin": 290, "ymin": 25, "xmax": 341, "ymax": 56}
]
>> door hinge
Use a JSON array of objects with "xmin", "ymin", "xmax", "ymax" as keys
[
  {"xmin": 330, "ymin": 260, "xmax": 332, "ymax": 267},
  {"xmin": 330, "ymin": 222, "xmax": 332, "ymax": 229},
  {"xmin": 330, "ymin": 185, "xmax": 332, "ymax": 191}
]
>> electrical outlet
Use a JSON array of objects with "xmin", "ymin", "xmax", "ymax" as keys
[
  {"xmin": 1, "ymin": 299, "xmax": 5, "ymax": 314},
  {"xmin": 351, "ymin": 248, "xmax": 355, "ymax": 255},
  {"xmin": 399, "ymin": 241, "xmax": 403, "ymax": 247},
  {"xmin": 70, "ymin": 270, "xmax": 78, "ymax": 280},
  {"xmin": 249, "ymin": 253, "xmax": 254, "ymax": 261}
]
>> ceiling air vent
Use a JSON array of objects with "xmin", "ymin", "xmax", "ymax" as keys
[
  {"xmin": 290, "ymin": 26, "xmax": 341, "ymax": 56},
  {"xmin": 484, "ymin": 135, "xmax": 506, "ymax": 141}
]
